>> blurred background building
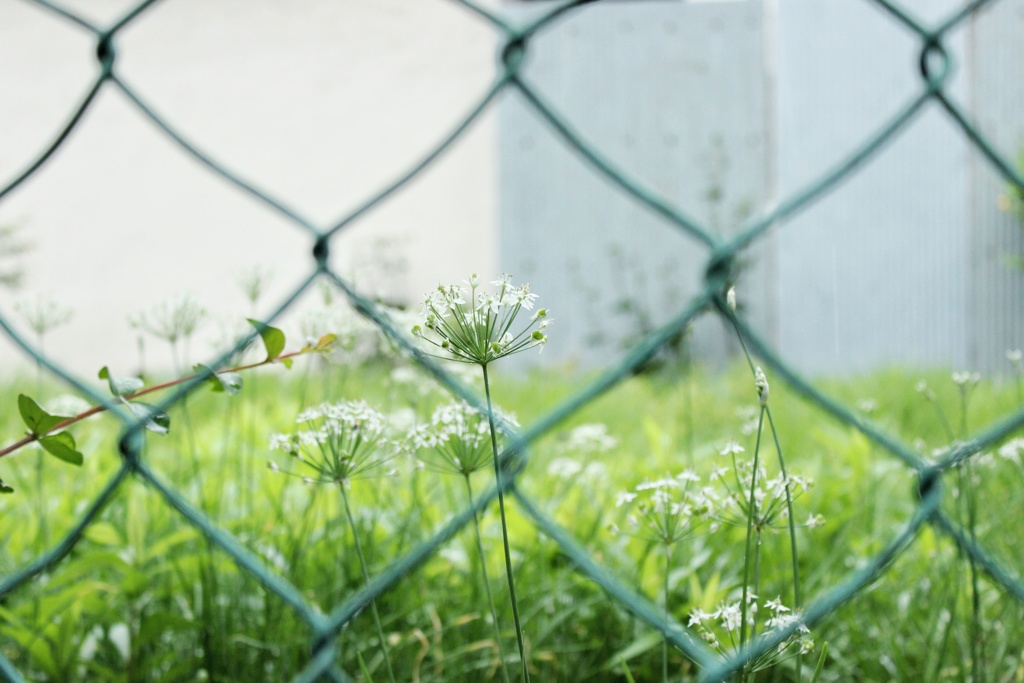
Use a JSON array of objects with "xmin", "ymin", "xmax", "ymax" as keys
[
  {"xmin": 500, "ymin": 0, "xmax": 1024, "ymax": 375},
  {"xmin": 2, "ymin": 0, "xmax": 1023, "ymax": 377}
]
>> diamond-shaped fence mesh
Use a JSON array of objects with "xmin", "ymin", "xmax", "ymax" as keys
[{"xmin": 2, "ymin": 0, "xmax": 1024, "ymax": 681}]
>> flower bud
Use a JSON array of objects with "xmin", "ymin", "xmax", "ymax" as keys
[
  {"xmin": 755, "ymin": 367, "xmax": 769, "ymax": 406},
  {"xmin": 726, "ymin": 287, "xmax": 736, "ymax": 312}
]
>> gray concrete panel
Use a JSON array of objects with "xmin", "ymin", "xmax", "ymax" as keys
[{"xmin": 500, "ymin": 1, "xmax": 769, "ymax": 369}]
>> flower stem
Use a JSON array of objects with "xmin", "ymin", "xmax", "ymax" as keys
[
  {"xmin": 765, "ymin": 407, "xmax": 801, "ymax": 678},
  {"xmin": 482, "ymin": 363, "xmax": 530, "ymax": 683},
  {"xmin": 751, "ymin": 526, "xmax": 762, "ymax": 643},
  {"xmin": 339, "ymin": 484, "xmax": 396, "ymax": 683},
  {"xmin": 960, "ymin": 459, "xmax": 983, "ymax": 683},
  {"xmin": 663, "ymin": 543, "xmax": 671, "ymax": 683},
  {"xmin": 739, "ymin": 407, "xmax": 765, "ymax": 660},
  {"xmin": 729, "ymin": 311, "xmax": 803, "ymax": 678},
  {"xmin": 958, "ymin": 384, "xmax": 984, "ymax": 683},
  {"xmin": 466, "ymin": 476, "xmax": 513, "ymax": 683}
]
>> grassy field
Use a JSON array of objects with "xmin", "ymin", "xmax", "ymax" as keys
[{"xmin": 1, "ymin": 350, "xmax": 1023, "ymax": 682}]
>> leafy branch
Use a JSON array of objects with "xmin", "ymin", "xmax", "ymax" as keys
[{"xmin": 0, "ymin": 321, "xmax": 336, "ymax": 491}]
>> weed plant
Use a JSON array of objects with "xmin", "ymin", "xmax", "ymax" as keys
[{"xmin": 0, "ymin": 288, "xmax": 1022, "ymax": 681}]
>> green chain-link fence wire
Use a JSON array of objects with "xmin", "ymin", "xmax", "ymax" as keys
[{"xmin": 2, "ymin": 0, "xmax": 1024, "ymax": 680}]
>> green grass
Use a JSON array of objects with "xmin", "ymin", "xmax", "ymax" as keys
[{"xmin": 0, "ymin": 357, "xmax": 1023, "ymax": 681}]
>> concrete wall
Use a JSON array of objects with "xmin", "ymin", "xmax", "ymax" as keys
[
  {"xmin": 774, "ymin": 0, "xmax": 971, "ymax": 375},
  {"xmin": 0, "ymin": 0, "xmax": 501, "ymax": 377},
  {"xmin": 500, "ymin": 0, "xmax": 1024, "ymax": 375},
  {"xmin": 4, "ymin": 0, "xmax": 1023, "ymax": 379},
  {"xmin": 965, "ymin": 0, "xmax": 1024, "ymax": 373},
  {"xmin": 499, "ymin": 0, "xmax": 771, "ymax": 369}
]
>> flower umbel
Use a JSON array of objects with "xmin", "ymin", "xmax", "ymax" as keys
[
  {"xmin": 268, "ymin": 400, "xmax": 398, "ymax": 485},
  {"xmin": 711, "ymin": 457, "xmax": 817, "ymax": 532},
  {"xmin": 15, "ymin": 294, "xmax": 74, "ymax": 337},
  {"xmin": 269, "ymin": 399, "xmax": 399, "ymax": 682},
  {"xmin": 406, "ymin": 401, "xmax": 519, "ymax": 477},
  {"xmin": 687, "ymin": 597, "xmax": 813, "ymax": 671},
  {"xmin": 613, "ymin": 471, "xmax": 713, "ymax": 546},
  {"xmin": 128, "ymin": 293, "xmax": 208, "ymax": 345},
  {"xmin": 412, "ymin": 274, "xmax": 550, "ymax": 365}
]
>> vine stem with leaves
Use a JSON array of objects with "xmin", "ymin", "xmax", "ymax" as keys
[{"xmin": 0, "ymin": 331, "xmax": 336, "ymax": 462}]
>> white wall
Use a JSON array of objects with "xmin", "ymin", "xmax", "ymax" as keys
[{"xmin": 0, "ymin": 0, "xmax": 502, "ymax": 378}]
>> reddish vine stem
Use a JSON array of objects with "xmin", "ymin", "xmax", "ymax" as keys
[{"xmin": 0, "ymin": 348, "xmax": 316, "ymax": 460}]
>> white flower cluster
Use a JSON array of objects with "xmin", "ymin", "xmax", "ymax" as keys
[
  {"xmin": 295, "ymin": 400, "xmax": 386, "ymax": 432},
  {"xmin": 688, "ymin": 596, "xmax": 813, "ymax": 664},
  {"xmin": 736, "ymin": 406, "xmax": 760, "ymax": 436},
  {"xmin": 565, "ymin": 423, "xmax": 618, "ymax": 454},
  {"xmin": 412, "ymin": 274, "xmax": 551, "ymax": 365},
  {"xmin": 296, "ymin": 301, "xmax": 380, "ymax": 364},
  {"xmin": 128, "ymin": 293, "xmax": 207, "ymax": 345},
  {"xmin": 951, "ymin": 370, "xmax": 981, "ymax": 387},
  {"xmin": 711, "ymin": 455, "xmax": 818, "ymax": 532},
  {"xmin": 15, "ymin": 293, "xmax": 74, "ymax": 336},
  {"xmin": 406, "ymin": 401, "xmax": 519, "ymax": 476},
  {"xmin": 268, "ymin": 400, "xmax": 396, "ymax": 485},
  {"xmin": 612, "ymin": 470, "xmax": 715, "ymax": 545},
  {"xmin": 999, "ymin": 437, "xmax": 1024, "ymax": 466},
  {"xmin": 687, "ymin": 600, "xmax": 744, "ymax": 647}
]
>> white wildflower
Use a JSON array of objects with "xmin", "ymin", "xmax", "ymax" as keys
[
  {"xmin": 688, "ymin": 608, "xmax": 712, "ymax": 627},
  {"xmin": 565, "ymin": 423, "xmax": 618, "ymax": 453},
  {"xmin": 715, "ymin": 602, "xmax": 742, "ymax": 632},
  {"xmin": 548, "ymin": 457, "xmax": 583, "ymax": 479},
  {"xmin": 998, "ymin": 438, "xmax": 1024, "ymax": 465},
  {"xmin": 720, "ymin": 439, "xmax": 745, "ymax": 456},
  {"xmin": 615, "ymin": 491, "xmax": 637, "ymax": 507}
]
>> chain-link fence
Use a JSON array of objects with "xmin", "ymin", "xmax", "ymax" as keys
[{"xmin": 2, "ymin": 0, "xmax": 1024, "ymax": 681}]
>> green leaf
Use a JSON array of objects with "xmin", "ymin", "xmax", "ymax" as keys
[
  {"xmin": 136, "ymin": 612, "xmax": 198, "ymax": 651},
  {"xmin": 17, "ymin": 394, "xmax": 67, "ymax": 436},
  {"xmin": 214, "ymin": 371, "xmax": 243, "ymax": 393},
  {"xmin": 247, "ymin": 319, "xmax": 286, "ymax": 361},
  {"xmin": 601, "ymin": 632, "xmax": 663, "ymax": 671},
  {"xmin": 810, "ymin": 642, "xmax": 829, "ymax": 683},
  {"xmin": 315, "ymin": 333, "xmax": 337, "ymax": 351},
  {"xmin": 124, "ymin": 401, "xmax": 171, "ymax": 435},
  {"xmin": 39, "ymin": 432, "xmax": 84, "ymax": 466},
  {"xmin": 84, "ymin": 522, "xmax": 124, "ymax": 546},
  {"xmin": 142, "ymin": 527, "xmax": 199, "ymax": 563},
  {"xmin": 194, "ymin": 363, "xmax": 243, "ymax": 395},
  {"xmin": 98, "ymin": 366, "xmax": 144, "ymax": 397},
  {"xmin": 0, "ymin": 478, "xmax": 13, "ymax": 494},
  {"xmin": 355, "ymin": 650, "xmax": 374, "ymax": 683}
]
